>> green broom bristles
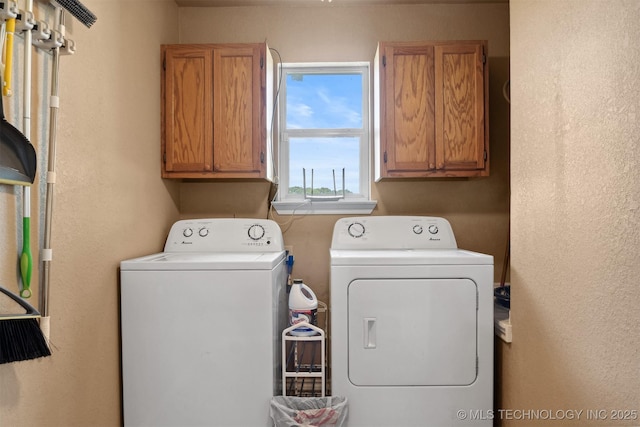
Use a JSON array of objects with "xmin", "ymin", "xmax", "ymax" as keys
[{"xmin": 0, "ymin": 317, "xmax": 51, "ymax": 364}]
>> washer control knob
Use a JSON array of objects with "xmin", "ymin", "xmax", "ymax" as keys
[
  {"xmin": 198, "ymin": 227, "xmax": 209, "ymax": 237},
  {"xmin": 248, "ymin": 224, "xmax": 265, "ymax": 241},
  {"xmin": 428, "ymin": 224, "xmax": 439, "ymax": 235},
  {"xmin": 183, "ymin": 228, "xmax": 193, "ymax": 238},
  {"xmin": 413, "ymin": 225, "xmax": 423, "ymax": 234},
  {"xmin": 348, "ymin": 222, "xmax": 365, "ymax": 238}
]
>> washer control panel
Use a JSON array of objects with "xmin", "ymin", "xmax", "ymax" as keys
[
  {"xmin": 164, "ymin": 218, "xmax": 284, "ymax": 252},
  {"xmin": 331, "ymin": 216, "xmax": 457, "ymax": 250}
]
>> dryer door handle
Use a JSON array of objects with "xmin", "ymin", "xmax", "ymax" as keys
[{"xmin": 364, "ymin": 317, "xmax": 377, "ymax": 349}]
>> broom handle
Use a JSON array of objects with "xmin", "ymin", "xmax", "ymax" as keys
[
  {"xmin": 40, "ymin": 9, "xmax": 62, "ymax": 319},
  {"xmin": 500, "ymin": 227, "xmax": 510, "ymax": 287}
]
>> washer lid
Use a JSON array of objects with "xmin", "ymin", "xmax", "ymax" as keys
[
  {"xmin": 120, "ymin": 251, "xmax": 285, "ymax": 271},
  {"xmin": 330, "ymin": 248, "xmax": 493, "ymax": 266}
]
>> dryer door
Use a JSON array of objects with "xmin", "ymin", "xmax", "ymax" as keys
[{"xmin": 348, "ymin": 278, "xmax": 477, "ymax": 386}]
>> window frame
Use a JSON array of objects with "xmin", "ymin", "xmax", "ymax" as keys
[{"xmin": 272, "ymin": 61, "xmax": 376, "ymax": 215}]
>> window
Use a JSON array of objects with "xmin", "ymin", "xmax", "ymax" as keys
[{"xmin": 272, "ymin": 62, "xmax": 376, "ymax": 215}]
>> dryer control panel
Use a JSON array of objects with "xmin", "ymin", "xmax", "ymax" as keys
[
  {"xmin": 164, "ymin": 218, "xmax": 284, "ymax": 252},
  {"xmin": 331, "ymin": 216, "xmax": 457, "ymax": 250}
]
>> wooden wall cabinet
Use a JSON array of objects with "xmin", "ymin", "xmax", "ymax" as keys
[
  {"xmin": 161, "ymin": 43, "xmax": 273, "ymax": 179},
  {"xmin": 374, "ymin": 40, "xmax": 489, "ymax": 179}
]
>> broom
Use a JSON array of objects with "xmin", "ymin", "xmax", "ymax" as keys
[
  {"xmin": 0, "ymin": 286, "xmax": 51, "ymax": 364},
  {"xmin": 38, "ymin": 0, "xmax": 97, "ymax": 343},
  {"xmin": 51, "ymin": 0, "xmax": 97, "ymax": 28}
]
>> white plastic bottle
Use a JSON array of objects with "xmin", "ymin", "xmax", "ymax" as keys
[{"xmin": 288, "ymin": 279, "xmax": 318, "ymax": 336}]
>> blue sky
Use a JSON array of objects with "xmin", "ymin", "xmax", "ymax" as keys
[{"xmin": 285, "ymin": 73, "xmax": 363, "ymax": 192}]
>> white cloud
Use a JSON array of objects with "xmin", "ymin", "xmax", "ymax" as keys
[
  {"xmin": 290, "ymin": 102, "xmax": 314, "ymax": 118},
  {"xmin": 316, "ymin": 88, "xmax": 361, "ymax": 127},
  {"xmin": 286, "ymin": 101, "xmax": 314, "ymax": 129}
]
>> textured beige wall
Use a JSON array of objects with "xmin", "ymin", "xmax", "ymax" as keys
[
  {"xmin": 0, "ymin": 1, "xmax": 180, "ymax": 426},
  {"xmin": 501, "ymin": 1, "xmax": 640, "ymax": 425},
  {"xmin": 178, "ymin": 3, "xmax": 511, "ymax": 305},
  {"xmin": 1, "ymin": 2, "xmax": 510, "ymax": 426}
]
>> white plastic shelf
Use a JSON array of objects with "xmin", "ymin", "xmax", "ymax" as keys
[{"xmin": 282, "ymin": 322, "xmax": 326, "ymax": 397}]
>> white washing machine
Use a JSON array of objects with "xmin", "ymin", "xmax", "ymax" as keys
[
  {"xmin": 330, "ymin": 216, "xmax": 493, "ymax": 427},
  {"xmin": 120, "ymin": 218, "xmax": 287, "ymax": 427}
]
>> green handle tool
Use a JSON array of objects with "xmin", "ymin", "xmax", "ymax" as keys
[{"xmin": 20, "ymin": 197, "xmax": 32, "ymax": 299}]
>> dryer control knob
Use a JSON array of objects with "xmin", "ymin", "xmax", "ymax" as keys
[
  {"xmin": 348, "ymin": 222, "xmax": 365, "ymax": 238},
  {"xmin": 248, "ymin": 224, "xmax": 265, "ymax": 240},
  {"xmin": 413, "ymin": 225, "xmax": 423, "ymax": 234},
  {"xmin": 428, "ymin": 225, "xmax": 439, "ymax": 234},
  {"xmin": 183, "ymin": 228, "xmax": 193, "ymax": 238},
  {"xmin": 199, "ymin": 228, "xmax": 209, "ymax": 237}
]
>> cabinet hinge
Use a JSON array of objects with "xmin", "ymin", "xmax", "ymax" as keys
[
  {"xmin": 163, "ymin": 152, "xmax": 166, "ymax": 163},
  {"xmin": 382, "ymin": 55, "xmax": 386, "ymax": 67},
  {"xmin": 383, "ymin": 151, "xmax": 388, "ymax": 163},
  {"xmin": 260, "ymin": 151, "xmax": 265, "ymax": 163},
  {"xmin": 482, "ymin": 54, "xmax": 486, "ymax": 65},
  {"xmin": 483, "ymin": 150, "xmax": 487, "ymax": 161},
  {"xmin": 260, "ymin": 56, "xmax": 264, "ymax": 69},
  {"xmin": 163, "ymin": 57, "xmax": 166, "ymax": 71}
]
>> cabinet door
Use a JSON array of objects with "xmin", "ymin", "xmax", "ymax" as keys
[
  {"xmin": 213, "ymin": 45, "xmax": 265, "ymax": 176},
  {"xmin": 375, "ymin": 41, "xmax": 489, "ymax": 179},
  {"xmin": 435, "ymin": 42, "xmax": 487, "ymax": 173},
  {"xmin": 380, "ymin": 43, "xmax": 436, "ymax": 175},
  {"xmin": 163, "ymin": 46, "xmax": 213, "ymax": 174}
]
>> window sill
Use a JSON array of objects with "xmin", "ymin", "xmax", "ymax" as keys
[{"xmin": 272, "ymin": 199, "xmax": 377, "ymax": 215}]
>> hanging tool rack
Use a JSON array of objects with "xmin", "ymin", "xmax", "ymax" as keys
[{"xmin": 0, "ymin": 0, "xmax": 95, "ymax": 346}]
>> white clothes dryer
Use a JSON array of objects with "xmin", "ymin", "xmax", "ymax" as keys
[
  {"xmin": 120, "ymin": 218, "xmax": 287, "ymax": 427},
  {"xmin": 330, "ymin": 216, "xmax": 493, "ymax": 427}
]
